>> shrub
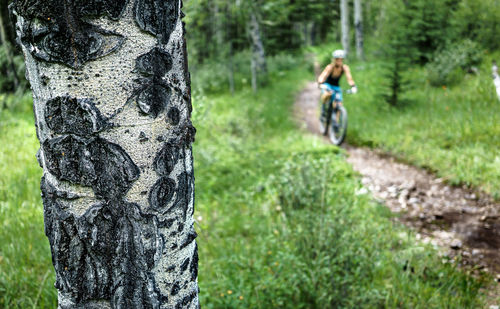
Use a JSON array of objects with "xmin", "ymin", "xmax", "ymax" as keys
[{"xmin": 427, "ymin": 39, "xmax": 483, "ymax": 87}]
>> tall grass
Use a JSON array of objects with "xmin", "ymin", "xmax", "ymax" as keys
[{"xmin": 0, "ymin": 94, "xmax": 56, "ymax": 308}]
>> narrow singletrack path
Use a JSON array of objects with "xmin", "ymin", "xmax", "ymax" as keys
[{"xmin": 295, "ymin": 82, "xmax": 500, "ymax": 278}]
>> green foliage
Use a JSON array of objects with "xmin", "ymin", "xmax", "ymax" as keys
[
  {"xmin": 381, "ymin": 58, "xmax": 409, "ymax": 106},
  {"xmin": 184, "ymin": 0, "xmax": 339, "ymax": 65},
  {"xmin": 0, "ymin": 48, "xmax": 26, "ymax": 94},
  {"xmin": 377, "ymin": 0, "xmax": 458, "ymax": 65},
  {"xmin": 452, "ymin": 0, "xmax": 500, "ymax": 50},
  {"xmin": 192, "ymin": 67, "xmax": 489, "ymax": 308},
  {"xmin": 427, "ymin": 40, "xmax": 483, "ymax": 87},
  {"xmin": 191, "ymin": 51, "xmax": 302, "ymax": 94}
]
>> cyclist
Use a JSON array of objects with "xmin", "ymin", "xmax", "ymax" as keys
[{"xmin": 317, "ymin": 50, "xmax": 357, "ymax": 123}]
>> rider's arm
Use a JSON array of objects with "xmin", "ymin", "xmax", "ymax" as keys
[
  {"xmin": 343, "ymin": 65, "xmax": 355, "ymax": 87},
  {"xmin": 317, "ymin": 64, "xmax": 333, "ymax": 84}
]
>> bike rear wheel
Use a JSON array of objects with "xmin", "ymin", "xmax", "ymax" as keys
[{"xmin": 328, "ymin": 105, "xmax": 348, "ymax": 145}]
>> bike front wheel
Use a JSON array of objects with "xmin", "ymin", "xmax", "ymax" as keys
[{"xmin": 328, "ymin": 105, "xmax": 348, "ymax": 145}]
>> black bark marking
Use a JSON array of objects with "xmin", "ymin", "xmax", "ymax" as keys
[
  {"xmin": 42, "ymin": 177, "xmax": 162, "ymax": 307},
  {"xmin": 134, "ymin": 0, "xmax": 179, "ymax": 44},
  {"xmin": 136, "ymin": 83, "xmax": 171, "ymax": 117},
  {"xmin": 167, "ymin": 107, "xmax": 180, "ymax": 126},
  {"xmin": 180, "ymin": 258, "xmax": 189, "ymax": 273},
  {"xmin": 139, "ymin": 131, "xmax": 149, "ymax": 143},
  {"xmin": 43, "ymin": 136, "xmax": 140, "ymax": 201},
  {"xmin": 149, "ymin": 177, "xmax": 176, "ymax": 211},
  {"xmin": 172, "ymin": 171, "xmax": 194, "ymax": 220},
  {"xmin": 190, "ymin": 244, "xmax": 198, "ymax": 282},
  {"xmin": 180, "ymin": 228, "xmax": 197, "ymax": 250},
  {"xmin": 136, "ymin": 47, "xmax": 172, "ymax": 77},
  {"xmin": 174, "ymin": 290, "xmax": 198, "ymax": 309},
  {"xmin": 132, "ymin": 47, "xmax": 173, "ymax": 118},
  {"xmin": 13, "ymin": 0, "xmax": 127, "ymax": 68},
  {"xmin": 45, "ymin": 96, "xmax": 108, "ymax": 135},
  {"xmin": 153, "ymin": 142, "xmax": 181, "ymax": 176},
  {"xmin": 171, "ymin": 282, "xmax": 180, "ymax": 296}
]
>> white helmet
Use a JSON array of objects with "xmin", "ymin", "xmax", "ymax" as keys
[{"xmin": 332, "ymin": 49, "xmax": 346, "ymax": 59}]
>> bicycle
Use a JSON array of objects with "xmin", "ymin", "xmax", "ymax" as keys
[{"xmin": 318, "ymin": 86, "xmax": 353, "ymax": 145}]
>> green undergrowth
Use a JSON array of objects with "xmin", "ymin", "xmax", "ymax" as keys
[
  {"xmin": 192, "ymin": 68, "xmax": 489, "ymax": 307},
  {"xmin": 0, "ymin": 67, "xmax": 491, "ymax": 308},
  {"xmin": 343, "ymin": 51, "xmax": 500, "ymax": 198},
  {"xmin": 0, "ymin": 93, "xmax": 56, "ymax": 308}
]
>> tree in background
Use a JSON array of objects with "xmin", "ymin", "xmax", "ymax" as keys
[
  {"xmin": 0, "ymin": 0, "xmax": 24, "ymax": 94},
  {"xmin": 183, "ymin": 0, "xmax": 338, "ymax": 93},
  {"xmin": 12, "ymin": 0, "xmax": 198, "ymax": 307},
  {"xmin": 377, "ymin": 0, "xmax": 412, "ymax": 106},
  {"xmin": 354, "ymin": 0, "xmax": 364, "ymax": 60},
  {"xmin": 452, "ymin": 0, "xmax": 500, "ymax": 51},
  {"xmin": 249, "ymin": 4, "xmax": 268, "ymax": 92},
  {"xmin": 340, "ymin": 0, "xmax": 350, "ymax": 57},
  {"xmin": 0, "ymin": 8, "xmax": 18, "ymax": 89}
]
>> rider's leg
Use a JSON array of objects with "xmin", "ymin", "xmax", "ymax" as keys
[
  {"xmin": 320, "ymin": 90, "xmax": 332, "ymax": 118},
  {"xmin": 335, "ymin": 102, "xmax": 341, "ymax": 124},
  {"xmin": 333, "ymin": 89, "xmax": 343, "ymax": 125},
  {"xmin": 321, "ymin": 90, "xmax": 332, "ymax": 104}
]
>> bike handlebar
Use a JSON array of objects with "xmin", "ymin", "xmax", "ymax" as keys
[{"xmin": 319, "ymin": 83, "xmax": 357, "ymax": 95}]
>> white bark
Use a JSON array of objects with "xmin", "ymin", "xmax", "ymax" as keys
[
  {"xmin": 341, "ymin": 0, "xmax": 350, "ymax": 57},
  {"xmin": 13, "ymin": 0, "xmax": 198, "ymax": 308},
  {"xmin": 249, "ymin": 11, "xmax": 267, "ymax": 92},
  {"xmin": 354, "ymin": 0, "xmax": 364, "ymax": 60},
  {"xmin": 493, "ymin": 63, "xmax": 500, "ymax": 101}
]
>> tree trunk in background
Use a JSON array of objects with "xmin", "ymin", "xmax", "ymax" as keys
[
  {"xmin": 354, "ymin": 0, "xmax": 364, "ymax": 60},
  {"xmin": 310, "ymin": 22, "xmax": 316, "ymax": 46},
  {"xmin": 340, "ymin": 0, "xmax": 350, "ymax": 57},
  {"xmin": 249, "ymin": 11, "xmax": 267, "ymax": 93},
  {"xmin": 225, "ymin": 4, "xmax": 235, "ymax": 95},
  {"xmin": 0, "ymin": 11, "xmax": 19, "ymax": 89},
  {"xmin": 228, "ymin": 41, "xmax": 235, "ymax": 95},
  {"xmin": 12, "ymin": 1, "xmax": 199, "ymax": 308},
  {"xmin": 213, "ymin": 0, "xmax": 223, "ymax": 55},
  {"xmin": 493, "ymin": 62, "xmax": 500, "ymax": 101}
]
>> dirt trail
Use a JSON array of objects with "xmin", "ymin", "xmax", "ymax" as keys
[{"xmin": 295, "ymin": 82, "xmax": 500, "ymax": 278}]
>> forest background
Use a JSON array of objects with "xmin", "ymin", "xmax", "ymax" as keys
[{"xmin": 1, "ymin": 0, "xmax": 500, "ymax": 307}]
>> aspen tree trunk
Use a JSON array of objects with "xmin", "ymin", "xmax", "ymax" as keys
[
  {"xmin": 0, "ymin": 10, "xmax": 19, "ymax": 89},
  {"xmin": 213, "ymin": 0, "xmax": 223, "ymax": 55},
  {"xmin": 340, "ymin": 0, "xmax": 350, "ymax": 57},
  {"xmin": 228, "ymin": 41, "xmax": 235, "ymax": 95},
  {"xmin": 12, "ymin": 0, "xmax": 199, "ymax": 308},
  {"xmin": 354, "ymin": 0, "xmax": 364, "ymax": 60},
  {"xmin": 249, "ymin": 11, "xmax": 267, "ymax": 93},
  {"xmin": 493, "ymin": 62, "xmax": 500, "ymax": 101}
]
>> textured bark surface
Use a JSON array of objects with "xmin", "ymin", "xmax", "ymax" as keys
[
  {"xmin": 249, "ymin": 12, "xmax": 267, "ymax": 93},
  {"xmin": 354, "ymin": 0, "xmax": 364, "ymax": 60},
  {"xmin": 340, "ymin": 0, "xmax": 349, "ymax": 57},
  {"xmin": 12, "ymin": 0, "xmax": 199, "ymax": 308}
]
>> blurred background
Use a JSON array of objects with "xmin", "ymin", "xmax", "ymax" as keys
[{"xmin": 1, "ymin": 0, "xmax": 500, "ymax": 307}]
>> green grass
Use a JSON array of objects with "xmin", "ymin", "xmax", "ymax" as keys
[
  {"xmin": 192, "ymin": 67, "xmax": 490, "ymax": 308},
  {"xmin": 340, "ymin": 51, "xmax": 500, "ymax": 198},
  {"xmin": 0, "ymin": 64, "xmax": 492, "ymax": 308},
  {"xmin": 0, "ymin": 94, "xmax": 56, "ymax": 308}
]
